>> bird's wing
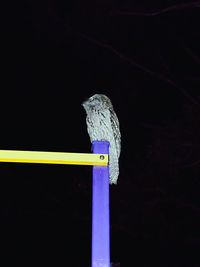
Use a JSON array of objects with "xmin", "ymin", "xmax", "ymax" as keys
[{"xmin": 110, "ymin": 110, "xmax": 121, "ymax": 157}]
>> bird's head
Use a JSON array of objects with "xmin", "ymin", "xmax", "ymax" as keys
[{"xmin": 82, "ymin": 94, "xmax": 112, "ymax": 112}]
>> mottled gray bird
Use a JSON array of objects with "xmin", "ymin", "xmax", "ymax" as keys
[{"xmin": 82, "ymin": 94, "xmax": 121, "ymax": 184}]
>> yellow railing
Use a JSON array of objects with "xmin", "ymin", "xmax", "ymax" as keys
[{"xmin": 0, "ymin": 150, "xmax": 108, "ymax": 166}]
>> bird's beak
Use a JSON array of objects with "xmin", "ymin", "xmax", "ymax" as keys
[{"xmin": 82, "ymin": 98, "xmax": 88, "ymax": 107}]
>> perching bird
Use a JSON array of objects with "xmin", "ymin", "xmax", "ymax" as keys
[{"xmin": 82, "ymin": 94, "xmax": 121, "ymax": 184}]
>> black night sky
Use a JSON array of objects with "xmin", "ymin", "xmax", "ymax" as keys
[{"xmin": 1, "ymin": 1, "xmax": 200, "ymax": 266}]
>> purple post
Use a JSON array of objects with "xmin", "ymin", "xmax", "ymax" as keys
[{"xmin": 92, "ymin": 141, "xmax": 110, "ymax": 267}]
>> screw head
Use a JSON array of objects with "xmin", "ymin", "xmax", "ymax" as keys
[{"xmin": 100, "ymin": 155, "xmax": 105, "ymax": 160}]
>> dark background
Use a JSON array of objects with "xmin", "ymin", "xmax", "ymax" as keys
[{"xmin": 1, "ymin": 1, "xmax": 200, "ymax": 266}]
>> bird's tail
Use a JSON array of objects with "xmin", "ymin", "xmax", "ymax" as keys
[{"xmin": 109, "ymin": 151, "xmax": 119, "ymax": 184}]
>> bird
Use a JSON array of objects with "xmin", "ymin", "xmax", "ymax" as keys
[{"xmin": 82, "ymin": 94, "xmax": 121, "ymax": 184}]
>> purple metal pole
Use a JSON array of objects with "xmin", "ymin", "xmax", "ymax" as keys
[{"xmin": 92, "ymin": 141, "xmax": 110, "ymax": 267}]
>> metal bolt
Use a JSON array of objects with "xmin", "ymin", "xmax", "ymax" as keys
[{"xmin": 100, "ymin": 155, "xmax": 105, "ymax": 160}]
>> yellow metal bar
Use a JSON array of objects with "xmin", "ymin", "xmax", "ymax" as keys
[{"xmin": 0, "ymin": 150, "xmax": 108, "ymax": 166}]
